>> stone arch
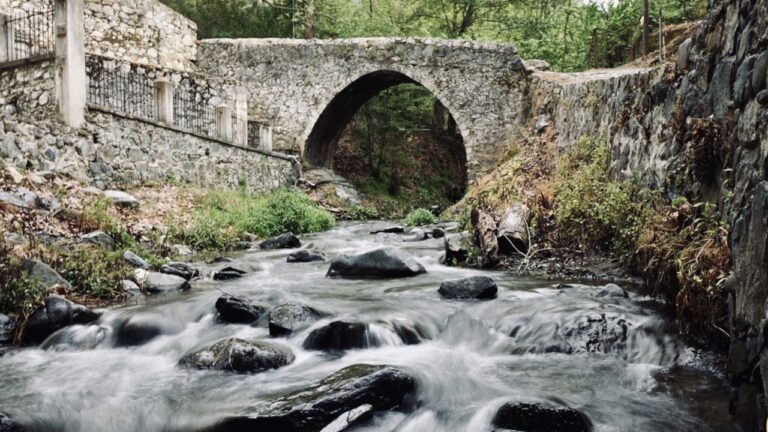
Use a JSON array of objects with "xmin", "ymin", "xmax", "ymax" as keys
[{"xmin": 302, "ymin": 69, "xmax": 469, "ymax": 171}]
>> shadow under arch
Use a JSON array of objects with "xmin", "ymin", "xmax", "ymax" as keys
[{"xmin": 304, "ymin": 70, "xmax": 466, "ymax": 170}]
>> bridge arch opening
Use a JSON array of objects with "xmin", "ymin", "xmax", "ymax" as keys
[{"xmin": 305, "ymin": 70, "xmax": 467, "ymax": 205}]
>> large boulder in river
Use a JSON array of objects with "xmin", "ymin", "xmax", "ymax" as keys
[
  {"xmin": 492, "ymin": 400, "xmax": 592, "ymax": 432},
  {"xmin": 327, "ymin": 248, "xmax": 426, "ymax": 278},
  {"xmin": 303, "ymin": 321, "xmax": 369, "ymax": 351},
  {"xmin": 215, "ymin": 295, "xmax": 266, "ymax": 324},
  {"xmin": 143, "ymin": 272, "xmax": 190, "ymax": 293},
  {"xmin": 206, "ymin": 364, "xmax": 416, "ymax": 432},
  {"xmin": 179, "ymin": 338, "xmax": 294, "ymax": 373},
  {"xmin": 595, "ymin": 283, "xmax": 628, "ymax": 298},
  {"xmin": 269, "ymin": 303, "xmax": 319, "ymax": 336},
  {"xmin": 438, "ymin": 276, "xmax": 498, "ymax": 300},
  {"xmin": 21, "ymin": 296, "xmax": 99, "ymax": 345},
  {"xmin": 260, "ymin": 233, "xmax": 301, "ymax": 250},
  {"xmin": 559, "ymin": 312, "xmax": 630, "ymax": 354},
  {"xmin": 114, "ymin": 313, "xmax": 182, "ymax": 347}
]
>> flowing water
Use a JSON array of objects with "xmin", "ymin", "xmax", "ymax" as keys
[{"xmin": 0, "ymin": 221, "xmax": 739, "ymax": 431}]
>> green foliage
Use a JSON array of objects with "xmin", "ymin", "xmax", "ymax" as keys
[
  {"xmin": 405, "ymin": 208, "xmax": 436, "ymax": 226},
  {"xmin": 0, "ymin": 249, "xmax": 45, "ymax": 315},
  {"xmin": 177, "ymin": 189, "xmax": 335, "ymax": 250},
  {"xmin": 161, "ymin": 0, "xmax": 708, "ymax": 71},
  {"xmin": 55, "ymin": 248, "xmax": 132, "ymax": 300},
  {"xmin": 554, "ymin": 136, "xmax": 649, "ymax": 255}
]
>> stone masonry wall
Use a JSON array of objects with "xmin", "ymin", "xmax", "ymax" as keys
[
  {"xmin": 1, "ymin": 109, "xmax": 299, "ymax": 192},
  {"xmin": 530, "ymin": 0, "xmax": 768, "ymax": 429},
  {"xmin": 0, "ymin": 59, "xmax": 55, "ymax": 122},
  {"xmin": 0, "ymin": 0, "xmax": 198, "ymax": 70},
  {"xmin": 198, "ymin": 37, "xmax": 529, "ymax": 180}
]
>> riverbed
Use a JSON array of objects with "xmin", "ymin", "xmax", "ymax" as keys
[{"xmin": 0, "ymin": 221, "xmax": 739, "ymax": 431}]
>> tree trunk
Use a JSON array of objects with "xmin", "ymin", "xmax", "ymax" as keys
[
  {"xmin": 497, "ymin": 204, "xmax": 531, "ymax": 255},
  {"xmin": 303, "ymin": 0, "xmax": 317, "ymax": 39},
  {"xmin": 642, "ymin": 0, "xmax": 649, "ymax": 56},
  {"xmin": 471, "ymin": 209, "xmax": 499, "ymax": 269}
]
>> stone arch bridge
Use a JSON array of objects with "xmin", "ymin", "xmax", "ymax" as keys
[{"xmin": 197, "ymin": 38, "xmax": 530, "ymax": 180}]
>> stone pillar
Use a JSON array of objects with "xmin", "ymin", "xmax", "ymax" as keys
[
  {"xmin": 216, "ymin": 104, "xmax": 233, "ymax": 142},
  {"xmin": 55, "ymin": 0, "xmax": 86, "ymax": 128},
  {"xmin": 154, "ymin": 79, "xmax": 173, "ymax": 124},
  {"xmin": 0, "ymin": 14, "xmax": 9, "ymax": 63},
  {"xmin": 259, "ymin": 124, "xmax": 273, "ymax": 152},
  {"xmin": 234, "ymin": 90, "xmax": 248, "ymax": 147}
]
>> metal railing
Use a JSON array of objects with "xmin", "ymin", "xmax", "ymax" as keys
[
  {"xmin": 173, "ymin": 85, "xmax": 217, "ymax": 139},
  {"xmin": 86, "ymin": 61, "xmax": 156, "ymax": 121},
  {"xmin": 4, "ymin": 6, "xmax": 55, "ymax": 63}
]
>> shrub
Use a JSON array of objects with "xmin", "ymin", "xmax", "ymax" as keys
[
  {"xmin": 405, "ymin": 208, "xmax": 436, "ymax": 226},
  {"xmin": 178, "ymin": 189, "xmax": 335, "ymax": 251}
]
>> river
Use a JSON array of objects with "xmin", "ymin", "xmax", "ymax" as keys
[{"xmin": 0, "ymin": 221, "xmax": 739, "ymax": 431}]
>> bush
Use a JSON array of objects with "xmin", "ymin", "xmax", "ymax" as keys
[
  {"xmin": 405, "ymin": 208, "xmax": 436, "ymax": 226},
  {"xmin": 178, "ymin": 189, "xmax": 335, "ymax": 250}
]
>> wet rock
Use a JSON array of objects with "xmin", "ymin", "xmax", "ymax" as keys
[
  {"xmin": 22, "ymin": 296, "xmax": 73, "ymax": 345},
  {"xmin": 179, "ymin": 338, "xmax": 294, "ymax": 373},
  {"xmin": 595, "ymin": 283, "xmax": 629, "ymax": 298},
  {"xmin": 41, "ymin": 324, "xmax": 108, "ymax": 351},
  {"xmin": 143, "ymin": 272, "xmax": 190, "ymax": 293},
  {"xmin": 260, "ymin": 233, "xmax": 301, "ymax": 250},
  {"xmin": 207, "ymin": 364, "xmax": 416, "ymax": 432},
  {"xmin": 559, "ymin": 313, "xmax": 630, "ymax": 354},
  {"xmin": 757, "ymin": 90, "xmax": 768, "ymax": 105},
  {"xmin": 0, "ymin": 412, "xmax": 25, "ymax": 432},
  {"xmin": 104, "ymin": 190, "xmax": 140, "ymax": 209},
  {"xmin": 327, "ymin": 248, "xmax": 426, "ymax": 278},
  {"xmin": 710, "ymin": 61, "xmax": 734, "ymax": 117},
  {"xmin": 303, "ymin": 321, "xmax": 369, "ymax": 351},
  {"xmin": 0, "ymin": 314, "xmax": 14, "ymax": 346},
  {"xmin": 114, "ymin": 314, "xmax": 181, "ymax": 347},
  {"xmin": 734, "ymin": 55, "xmax": 756, "ymax": 107},
  {"xmin": 287, "ymin": 250, "xmax": 326, "ymax": 263},
  {"xmin": 391, "ymin": 321, "xmax": 424, "ymax": 345},
  {"xmin": 443, "ymin": 232, "xmax": 473, "ymax": 266},
  {"xmin": 212, "ymin": 267, "xmax": 247, "ymax": 281},
  {"xmin": 72, "ymin": 304, "xmax": 101, "ymax": 324},
  {"xmin": 123, "ymin": 251, "xmax": 150, "ymax": 269},
  {"xmin": 269, "ymin": 303, "xmax": 318, "ymax": 336},
  {"xmin": 438, "ymin": 276, "xmax": 498, "ymax": 300},
  {"xmin": 498, "ymin": 204, "xmax": 530, "ymax": 255},
  {"xmin": 159, "ymin": 262, "xmax": 199, "ymax": 280},
  {"xmin": 319, "ymin": 404, "xmax": 373, "ymax": 432},
  {"xmin": 492, "ymin": 400, "xmax": 592, "ymax": 432},
  {"xmin": 20, "ymin": 260, "xmax": 71, "ymax": 289},
  {"xmin": 431, "ymin": 228, "xmax": 445, "ymax": 239},
  {"xmin": 370, "ymin": 226, "xmax": 405, "ymax": 234},
  {"xmin": 215, "ymin": 295, "xmax": 266, "ymax": 324}
]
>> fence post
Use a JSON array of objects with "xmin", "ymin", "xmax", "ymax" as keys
[
  {"xmin": 234, "ymin": 90, "xmax": 248, "ymax": 147},
  {"xmin": 154, "ymin": 79, "xmax": 173, "ymax": 124},
  {"xmin": 54, "ymin": 0, "xmax": 86, "ymax": 128},
  {"xmin": 216, "ymin": 104, "xmax": 232, "ymax": 142},
  {"xmin": 0, "ymin": 14, "xmax": 9, "ymax": 63},
  {"xmin": 259, "ymin": 124, "xmax": 273, "ymax": 152}
]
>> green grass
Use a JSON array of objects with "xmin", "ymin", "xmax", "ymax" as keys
[
  {"xmin": 175, "ymin": 189, "xmax": 336, "ymax": 250},
  {"xmin": 405, "ymin": 208, "xmax": 436, "ymax": 226}
]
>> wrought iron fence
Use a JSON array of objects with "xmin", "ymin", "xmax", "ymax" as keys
[
  {"xmin": 173, "ymin": 85, "xmax": 217, "ymax": 139},
  {"xmin": 87, "ymin": 61, "xmax": 156, "ymax": 121},
  {"xmin": 4, "ymin": 6, "xmax": 55, "ymax": 63}
]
